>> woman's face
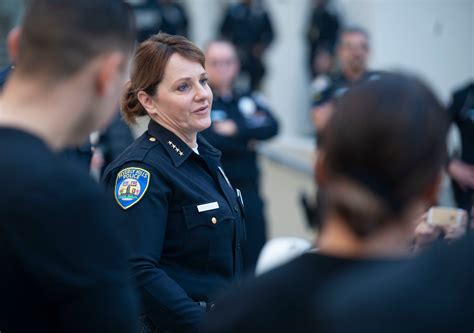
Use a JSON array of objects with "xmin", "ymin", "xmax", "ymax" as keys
[{"xmin": 153, "ymin": 53, "xmax": 212, "ymax": 136}]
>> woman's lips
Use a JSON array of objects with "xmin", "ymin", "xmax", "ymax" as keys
[{"xmin": 193, "ymin": 105, "xmax": 209, "ymax": 115}]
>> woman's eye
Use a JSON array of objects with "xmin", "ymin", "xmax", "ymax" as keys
[
  {"xmin": 177, "ymin": 83, "xmax": 190, "ymax": 92},
  {"xmin": 200, "ymin": 78, "xmax": 209, "ymax": 86}
]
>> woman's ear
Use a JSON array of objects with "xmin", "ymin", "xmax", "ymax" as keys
[
  {"xmin": 137, "ymin": 91, "xmax": 158, "ymax": 115},
  {"xmin": 7, "ymin": 27, "xmax": 21, "ymax": 62},
  {"xmin": 423, "ymin": 170, "xmax": 443, "ymax": 206},
  {"xmin": 315, "ymin": 149, "xmax": 328, "ymax": 187},
  {"xmin": 95, "ymin": 52, "xmax": 124, "ymax": 96}
]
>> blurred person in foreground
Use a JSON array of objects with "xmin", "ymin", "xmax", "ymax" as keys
[
  {"xmin": 102, "ymin": 33, "xmax": 246, "ymax": 333},
  {"xmin": 201, "ymin": 73, "xmax": 450, "ymax": 333},
  {"xmin": 201, "ymin": 39, "xmax": 279, "ymax": 274},
  {"xmin": 0, "ymin": 27, "xmax": 133, "ymax": 175},
  {"xmin": 319, "ymin": 237, "xmax": 474, "ymax": 333},
  {"xmin": 0, "ymin": 0, "xmax": 138, "ymax": 332},
  {"xmin": 320, "ymin": 212, "xmax": 474, "ymax": 330},
  {"xmin": 0, "ymin": 27, "xmax": 94, "ymax": 170}
]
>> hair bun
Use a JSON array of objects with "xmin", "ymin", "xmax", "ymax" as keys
[{"xmin": 121, "ymin": 82, "xmax": 147, "ymax": 124}]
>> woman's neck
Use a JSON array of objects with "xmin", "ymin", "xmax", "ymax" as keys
[
  {"xmin": 316, "ymin": 214, "xmax": 414, "ymax": 259},
  {"xmin": 151, "ymin": 116, "xmax": 197, "ymax": 149}
]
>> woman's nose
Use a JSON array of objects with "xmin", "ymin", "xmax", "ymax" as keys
[{"xmin": 195, "ymin": 83, "xmax": 211, "ymax": 101}]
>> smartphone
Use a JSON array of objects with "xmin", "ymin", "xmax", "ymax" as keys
[{"xmin": 427, "ymin": 207, "xmax": 465, "ymax": 227}]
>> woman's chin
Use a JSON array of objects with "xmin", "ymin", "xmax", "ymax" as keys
[{"xmin": 194, "ymin": 118, "xmax": 212, "ymax": 132}]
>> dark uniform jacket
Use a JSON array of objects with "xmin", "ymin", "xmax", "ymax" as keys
[
  {"xmin": 446, "ymin": 83, "xmax": 474, "ymax": 213},
  {"xmin": 203, "ymin": 252, "xmax": 402, "ymax": 333},
  {"xmin": 201, "ymin": 92, "xmax": 279, "ymax": 184},
  {"xmin": 0, "ymin": 128, "xmax": 138, "ymax": 333},
  {"xmin": 312, "ymin": 70, "xmax": 382, "ymax": 107},
  {"xmin": 448, "ymin": 82, "xmax": 474, "ymax": 164},
  {"xmin": 103, "ymin": 120, "xmax": 245, "ymax": 332},
  {"xmin": 312, "ymin": 70, "xmax": 382, "ymax": 146},
  {"xmin": 319, "ymin": 236, "xmax": 474, "ymax": 333}
]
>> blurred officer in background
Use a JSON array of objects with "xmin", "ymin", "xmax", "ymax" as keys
[
  {"xmin": 128, "ymin": 0, "xmax": 189, "ymax": 42},
  {"xmin": 103, "ymin": 33, "xmax": 245, "ymax": 333},
  {"xmin": 306, "ymin": 0, "xmax": 340, "ymax": 77},
  {"xmin": 203, "ymin": 73, "xmax": 449, "ymax": 333},
  {"xmin": 446, "ymin": 81, "xmax": 474, "ymax": 219},
  {"xmin": 0, "ymin": 0, "xmax": 138, "ymax": 332},
  {"xmin": 202, "ymin": 39, "xmax": 279, "ymax": 274},
  {"xmin": 306, "ymin": 26, "xmax": 380, "ymax": 230},
  {"xmin": 219, "ymin": 0, "xmax": 274, "ymax": 91},
  {"xmin": 312, "ymin": 26, "xmax": 379, "ymax": 137}
]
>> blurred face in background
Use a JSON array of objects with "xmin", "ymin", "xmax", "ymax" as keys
[
  {"xmin": 205, "ymin": 41, "xmax": 240, "ymax": 93},
  {"xmin": 337, "ymin": 32, "xmax": 369, "ymax": 76},
  {"xmin": 313, "ymin": 48, "xmax": 333, "ymax": 76}
]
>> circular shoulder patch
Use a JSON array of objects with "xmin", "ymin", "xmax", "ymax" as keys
[{"xmin": 114, "ymin": 167, "xmax": 151, "ymax": 210}]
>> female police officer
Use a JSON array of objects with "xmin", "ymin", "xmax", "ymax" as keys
[{"xmin": 102, "ymin": 33, "xmax": 245, "ymax": 333}]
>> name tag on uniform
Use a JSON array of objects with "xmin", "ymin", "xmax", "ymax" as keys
[{"xmin": 197, "ymin": 202, "xmax": 219, "ymax": 212}]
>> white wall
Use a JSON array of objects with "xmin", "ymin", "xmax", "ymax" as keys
[
  {"xmin": 184, "ymin": 0, "xmax": 224, "ymax": 49},
  {"xmin": 263, "ymin": 0, "xmax": 314, "ymax": 137}
]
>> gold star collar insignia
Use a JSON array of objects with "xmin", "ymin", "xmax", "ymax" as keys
[{"xmin": 167, "ymin": 140, "xmax": 184, "ymax": 157}]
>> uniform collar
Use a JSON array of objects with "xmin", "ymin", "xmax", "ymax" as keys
[
  {"xmin": 147, "ymin": 120, "xmax": 221, "ymax": 167},
  {"xmin": 0, "ymin": 64, "xmax": 13, "ymax": 88}
]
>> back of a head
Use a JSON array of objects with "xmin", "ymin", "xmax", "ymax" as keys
[
  {"xmin": 16, "ymin": 0, "xmax": 135, "ymax": 80},
  {"xmin": 322, "ymin": 73, "xmax": 448, "ymax": 238}
]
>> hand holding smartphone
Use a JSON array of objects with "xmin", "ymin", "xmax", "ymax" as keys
[{"xmin": 427, "ymin": 207, "xmax": 466, "ymax": 227}]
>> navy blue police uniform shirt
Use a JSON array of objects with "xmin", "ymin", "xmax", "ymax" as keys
[
  {"xmin": 312, "ymin": 71, "xmax": 382, "ymax": 108},
  {"xmin": 312, "ymin": 71, "xmax": 381, "ymax": 146},
  {"xmin": 102, "ymin": 120, "xmax": 245, "ymax": 333},
  {"xmin": 201, "ymin": 92, "xmax": 279, "ymax": 183},
  {"xmin": 446, "ymin": 83, "xmax": 474, "ymax": 214},
  {"xmin": 448, "ymin": 83, "xmax": 474, "ymax": 164},
  {"xmin": 0, "ymin": 128, "xmax": 138, "ymax": 333}
]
